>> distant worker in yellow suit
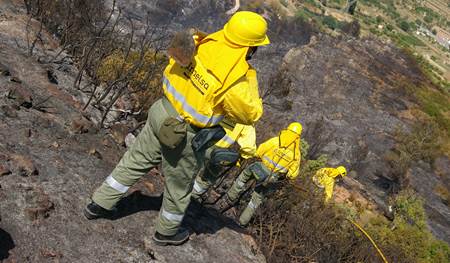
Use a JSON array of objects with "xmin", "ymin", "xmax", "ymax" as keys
[
  {"xmin": 191, "ymin": 122, "xmax": 256, "ymax": 201},
  {"xmin": 218, "ymin": 122, "xmax": 302, "ymax": 226},
  {"xmin": 84, "ymin": 11, "xmax": 269, "ymax": 246},
  {"xmin": 313, "ymin": 166, "xmax": 347, "ymax": 203}
]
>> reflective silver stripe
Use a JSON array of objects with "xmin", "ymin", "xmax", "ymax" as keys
[
  {"xmin": 161, "ymin": 208, "xmax": 184, "ymax": 222},
  {"xmin": 105, "ymin": 175, "xmax": 129, "ymax": 193},
  {"xmin": 193, "ymin": 181, "xmax": 207, "ymax": 194},
  {"xmin": 248, "ymin": 200, "xmax": 257, "ymax": 210},
  {"xmin": 218, "ymin": 134, "xmax": 236, "ymax": 145},
  {"xmin": 263, "ymin": 156, "xmax": 288, "ymax": 173},
  {"xmin": 163, "ymin": 77, "xmax": 223, "ymax": 126},
  {"xmin": 237, "ymin": 180, "xmax": 245, "ymax": 187}
]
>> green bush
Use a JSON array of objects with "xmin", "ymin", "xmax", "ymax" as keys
[
  {"xmin": 322, "ymin": 15, "xmax": 341, "ymax": 30},
  {"xmin": 366, "ymin": 190, "xmax": 450, "ymax": 263},
  {"xmin": 97, "ymin": 50, "xmax": 166, "ymax": 111},
  {"xmin": 398, "ymin": 20, "xmax": 411, "ymax": 32},
  {"xmin": 376, "ymin": 15, "xmax": 384, "ymax": 24},
  {"xmin": 424, "ymin": 14, "xmax": 433, "ymax": 24},
  {"xmin": 385, "ymin": 23, "xmax": 394, "ymax": 31}
]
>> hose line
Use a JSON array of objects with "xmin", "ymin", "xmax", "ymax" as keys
[{"xmin": 347, "ymin": 218, "xmax": 388, "ymax": 263}]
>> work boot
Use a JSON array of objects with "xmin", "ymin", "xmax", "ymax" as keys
[
  {"xmin": 83, "ymin": 202, "xmax": 117, "ymax": 220},
  {"xmin": 153, "ymin": 228, "xmax": 190, "ymax": 246}
]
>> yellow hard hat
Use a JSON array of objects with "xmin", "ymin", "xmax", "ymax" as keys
[
  {"xmin": 336, "ymin": 166, "xmax": 347, "ymax": 177},
  {"xmin": 287, "ymin": 122, "xmax": 302, "ymax": 136},
  {"xmin": 223, "ymin": 11, "xmax": 270, "ymax": 47}
]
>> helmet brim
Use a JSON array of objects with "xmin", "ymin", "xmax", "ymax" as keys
[{"xmin": 223, "ymin": 23, "xmax": 270, "ymax": 47}]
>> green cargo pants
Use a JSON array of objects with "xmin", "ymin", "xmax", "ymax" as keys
[
  {"xmin": 226, "ymin": 161, "xmax": 277, "ymax": 226},
  {"xmin": 91, "ymin": 98, "xmax": 204, "ymax": 236}
]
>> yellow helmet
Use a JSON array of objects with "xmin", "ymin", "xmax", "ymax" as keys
[
  {"xmin": 336, "ymin": 166, "xmax": 347, "ymax": 177},
  {"xmin": 223, "ymin": 11, "xmax": 270, "ymax": 47},
  {"xmin": 287, "ymin": 122, "xmax": 302, "ymax": 136}
]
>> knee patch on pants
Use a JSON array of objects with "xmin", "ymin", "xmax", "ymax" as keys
[{"xmin": 209, "ymin": 148, "xmax": 239, "ymax": 167}]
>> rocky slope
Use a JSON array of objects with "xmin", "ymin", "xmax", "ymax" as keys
[
  {"xmin": 260, "ymin": 34, "xmax": 450, "ymax": 242},
  {"xmin": 1, "ymin": 0, "xmax": 449, "ymax": 262}
]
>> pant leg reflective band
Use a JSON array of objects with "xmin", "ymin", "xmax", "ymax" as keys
[
  {"xmin": 161, "ymin": 208, "xmax": 184, "ymax": 222},
  {"xmin": 248, "ymin": 200, "xmax": 257, "ymax": 210},
  {"xmin": 193, "ymin": 180, "xmax": 207, "ymax": 194},
  {"xmin": 105, "ymin": 175, "xmax": 130, "ymax": 193}
]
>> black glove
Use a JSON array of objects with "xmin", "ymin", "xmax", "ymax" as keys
[{"xmin": 191, "ymin": 126, "xmax": 225, "ymax": 152}]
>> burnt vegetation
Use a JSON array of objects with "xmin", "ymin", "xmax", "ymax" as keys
[
  {"xmin": 24, "ymin": 0, "xmax": 168, "ymax": 127},
  {"xmin": 19, "ymin": 1, "xmax": 450, "ymax": 262}
]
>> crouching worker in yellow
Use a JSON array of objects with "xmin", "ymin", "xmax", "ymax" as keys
[
  {"xmin": 191, "ymin": 122, "xmax": 256, "ymax": 201},
  {"xmin": 313, "ymin": 166, "xmax": 347, "ymax": 203},
  {"xmin": 219, "ymin": 122, "xmax": 302, "ymax": 226},
  {"xmin": 84, "ymin": 11, "xmax": 269, "ymax": 246}
]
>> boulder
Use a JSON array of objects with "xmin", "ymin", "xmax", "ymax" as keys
[
  {"xmin": 7, "ymin": 85, "xmax": 33, "ymax": 108},
  {"xmin": 9, "ymin": 154, "xmax": 38, "ymax": 176}
]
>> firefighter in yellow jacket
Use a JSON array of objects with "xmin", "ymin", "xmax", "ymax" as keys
[
  {"xmin": 191, "ymin": 121, "xmax": 256, "ymax": 200},
  {"xmin": 221, "ymin": 122, "xmax": 302, "ymax": 226},
  {"xmin": 313, "ymin": 166, "xmax": 347, "ymax": 203},
  {"xmin": 84, "ymin": 11, "xmax": 269, "ymax": 246}
]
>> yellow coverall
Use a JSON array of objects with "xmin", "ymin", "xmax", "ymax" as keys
[
  {"xmin": 227, "ymin": 130, "xmax": 301, "ymax": 226},
  {"xmin": 313, "ymin": 167, "xmax": 341, "ymax": 202}
]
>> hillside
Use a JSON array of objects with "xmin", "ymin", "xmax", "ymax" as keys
[
  {"xmin": 290, "ymin": 0, "xmax": 450, "ymax": 85},
  {"xmin": 1, "ymin": 0, "xmax": 450, "ymax": 262}
]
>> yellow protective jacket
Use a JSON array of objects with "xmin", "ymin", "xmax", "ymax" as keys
[
  {"xmin": 162, "ymin": 30, "xmax": 263, "ymax": 128},
  {"xmin": 256, "ymin": 131, "xmax": 301, "ymax": 179},
  {"xmin": 313, "ymin": 168, "xmax": 340, "ymax": 202},
  {"xmin": 215, "ymin": 120, "xmax": 256, "ymax": 159}
]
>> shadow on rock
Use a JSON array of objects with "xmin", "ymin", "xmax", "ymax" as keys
[
  {"xmin": 110, "ymin": 191, "xmax": 163, "ymax": 220},
  {"xmin": 183, "ymin": 201, "xmax": 248, "ymax": 236},
  {"xmin": 110, "ymin": 191, "xmax": 248, "ymax": 236},
  {"xmin": 0, "ymin": 228, "xmax": 15, "ymax": 260}
]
